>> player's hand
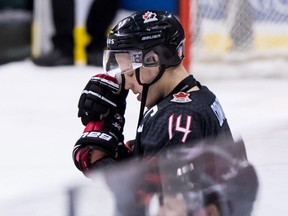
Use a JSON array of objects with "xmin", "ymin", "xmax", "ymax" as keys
[
  {"xmin": 78, "ymin": 73, "xmax": 128, "ymax": 125},
  {"xmin": 73, "ymin": 111, "xmax": 125, "ymax": 172}
]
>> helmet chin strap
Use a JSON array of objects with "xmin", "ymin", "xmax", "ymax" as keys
[
  {"xmin": 135, "ymin": 66, "xmax": 166, "ymax": 128},
  {"xmin": 134, "ymin": 66, "xmax": 166, "ymax": 155}
]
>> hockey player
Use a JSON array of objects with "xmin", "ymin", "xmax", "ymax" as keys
[
  {"xmin": 72, "ymin": 10, "xmax": 254, "ymax": 216},
  {"xmin": 98, "ymin": 140, "xmax": 258, "ymax": 216},
  {"xmin": 73, "ymin": 10, "xmax": 235, "ymax": 177},
  {"xmin": 143, "ymin": 143, "xmax": 259, "ymax": 216}
]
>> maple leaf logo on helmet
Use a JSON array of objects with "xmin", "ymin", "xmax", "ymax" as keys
[{"xmin": 143, "ymin": 11, "xmax": 158, "ymax": 23}]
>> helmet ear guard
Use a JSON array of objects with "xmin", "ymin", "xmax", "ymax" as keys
[
  {"xmin": 142, "ymin": 50, "xmax": 160, "ymax": 67},
  {"xmin": 150, "ymin": 42, "xmax": 184, "ymax": 68}
]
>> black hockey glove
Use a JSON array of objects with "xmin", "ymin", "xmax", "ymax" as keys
[
  {"xmin": 73, "ymin": 112, "xmax": 125, "ymax": 173},
  {"xmin": 78, "ymin": 73, "xmax": 128, "ymax": 125}
]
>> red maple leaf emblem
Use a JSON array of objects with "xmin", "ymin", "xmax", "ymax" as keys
[
  {"xmin": 174, "ymin": 92, "xmax": 189, "ymax": 98},
  {"xmin": 171, "ymin": 92, "xmax": 192, "ymax": 103},
  {"xmin": 143, "ymin": 11, "xmax": 152, "ymax": 20}
]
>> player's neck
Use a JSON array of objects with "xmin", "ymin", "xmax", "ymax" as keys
[{"xmin": 162, "ymin": 65, "xmax": 190, "ymax": 97}]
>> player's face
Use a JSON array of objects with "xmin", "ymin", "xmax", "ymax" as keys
[
  {"xmin": 150, "ymin": 197, "xmax": 219, "ymax": 216},
  {"xmin": 153, "ymin": 195, "xmax": 188, "ymax": 216},
  {"xmin": 112, "ymin": 51, "xmax": 163, "ymax": 108},
  {"xmin": 148, "ymin": 194, "xmax": 210, "ymax": 216},
  {"xmin": 123, "ymin": 65, "xmax": 163, "ymax": 108},
  {"xmin": 147, "ymin": 193, "xmax": 220, "ymax": 216}
]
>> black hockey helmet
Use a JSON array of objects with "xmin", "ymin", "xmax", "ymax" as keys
[
  {"xmin": 100, "ymin": 140, "xmax": 258, "ymax": 216},
  {"xmin": 164, "ymin": 143, "xmax": 259, "ymax": 216},
  {"xmin": 146, "ymin": 144, "xmax": 259, "ymax": 216},
  {"xmin": 106, "ymin": 10, "xmax": 185, "ymax": 69}
]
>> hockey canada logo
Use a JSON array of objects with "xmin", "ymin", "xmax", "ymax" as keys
[
  {"xmin": 143, "ymin": 11, "xmax": 158, "ymax": 23},
  {"xmin": 171, "ymin": 92, "xmax": 192, "ymax": 103}
]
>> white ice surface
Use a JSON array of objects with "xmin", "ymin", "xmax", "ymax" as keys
[{"xmin": 0, "ymin": 59, "xmax": 287, "ymax": 215}]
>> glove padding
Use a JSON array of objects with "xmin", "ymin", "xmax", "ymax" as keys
[
  {"xmin": 73, "ymin": 112, "xmax": 125, "ymax": 172},
  {"xmin": 78, "ymin": 73, "xmax": 128, "ymax": 125}
]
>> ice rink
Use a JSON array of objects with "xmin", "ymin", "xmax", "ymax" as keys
[{"xmin": 0, "ymin": 59, "xmax": 287, "ymax": 215}]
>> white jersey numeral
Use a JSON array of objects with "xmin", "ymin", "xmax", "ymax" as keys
[{"xmin": 168, "ymin": 114, "xmax": 192, "ymax": 143}]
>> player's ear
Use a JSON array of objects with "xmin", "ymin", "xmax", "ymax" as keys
[{"xmin": 204, "ymin": 204, "xmax": 220, "ymax": 216}]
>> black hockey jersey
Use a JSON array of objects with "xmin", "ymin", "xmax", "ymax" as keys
[{"xmin": 134, "ymin": 75, "xmax": 233, "ymax": 158}]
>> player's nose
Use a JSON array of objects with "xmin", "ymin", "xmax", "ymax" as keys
[{"xmin": 123, "ymin": 72, "xmax": 136, "ymax": 90}]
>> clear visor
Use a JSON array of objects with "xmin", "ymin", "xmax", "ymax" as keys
[{"xmin": 103, "ymin": 50, "xmax": 160, "ymax": 77}]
